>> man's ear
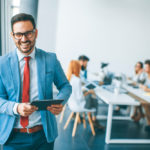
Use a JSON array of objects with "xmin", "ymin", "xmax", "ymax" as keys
[
  {"xmin": 10, "ymin": 32, "xmax": 14, "ymax": 38},
  {"xmin": 35, "ymin": 29, "xmax": 38, "ymax": 38}
]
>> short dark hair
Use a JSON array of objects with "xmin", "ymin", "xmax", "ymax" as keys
[
  {"xmin": 145, "ymin": 59, "xmax": 150, "ymax": 66},
  {"xmin": 78, "ymin": 55, "xmax": 89, "ymax": 61},
  {"xmin": 137, "ymin": 61, "xmax": 143, "ymax": 68},
  {"xmin": 11, "ymin": 13, "xmax": 36, "ymax": 31}
]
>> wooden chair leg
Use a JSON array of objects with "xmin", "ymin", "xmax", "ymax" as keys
[
  {"xmin": 64, "ymin": 112, "xmax": 74, "ymax": 130},
  {"xmin": 83, "ymin": 112, "xmax": 86, "ymax": 128},
  {"xmin": 87, "ymin": 112, "xmax": 95, "ymax": 136},
  {"xmin": 72, "ymin": 112, "xmax": 80, "ymax": 137},
  {"xmin": 59, "ymin": 105, "xmax": 66, "ymax": 123},
  {"xmin": 78, "ymin": 115, "xmax": 81, "ymax": 124}
]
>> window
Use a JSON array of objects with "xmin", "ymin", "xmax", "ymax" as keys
[
  {"xmin": 12, "ymin": 0, "xmax": 20, "ymax": 16},
  {"xmin": 1, "ymin": 0, "xmax": 21, "ymax": 55}
]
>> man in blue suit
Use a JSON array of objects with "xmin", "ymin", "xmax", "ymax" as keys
[{"xmin": 0, "ymin": 13, "xmax": 72, "ymax": 150}]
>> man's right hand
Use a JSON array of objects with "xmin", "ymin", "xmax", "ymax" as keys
[
  {"xmin": 88, "ymin": 89, "xmax": 95, "ymax": 95},
  {"xmin": 17, "ymin": 103, "xmax": 38, "ymax": 117}
]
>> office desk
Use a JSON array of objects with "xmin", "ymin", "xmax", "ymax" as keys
[
  {"xmin": 123, "ymin": 85, "xmax": 150, "ymax": 104},
  {"xmin": 95, "ymin": 86, "xmax": 150, "ymax": 144}
]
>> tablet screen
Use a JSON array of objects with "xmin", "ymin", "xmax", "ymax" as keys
[{"xmin": 31, "ymin": 99, "xmax": 64, "ymax": 110}]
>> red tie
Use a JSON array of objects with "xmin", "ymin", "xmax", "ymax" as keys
[{"xmin": 20, "ymin": 57, "xmax": 30, "ymax": 128}]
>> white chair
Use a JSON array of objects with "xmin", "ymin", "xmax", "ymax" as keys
[{"xmin": 64, "ymin": 98, "xmax": 96, "ymax": 137}]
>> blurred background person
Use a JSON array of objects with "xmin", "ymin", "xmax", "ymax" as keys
[
  {"xmin": 78, "ymin": 55, "xmax": 89, "ymax": 83},
  {"xmin": 140, "ymin": 60, "xmax": 150, "ymax": 91},
  {"xmin": 129, "ymin": 61, "xmax": 147, "ymax": 86},
  {"xmin": 139, "ymin": 60, "xmax": 150, "ymax": 132},
  {"xmin": 130, "ymin": 62, "xmax": 146, "ymax": 121},
  {"xmin": 67, "ymin": 60, "xmax": 104, "ymax": 129}
]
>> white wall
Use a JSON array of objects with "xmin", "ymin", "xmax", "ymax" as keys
[
  {"xmin": 55, "ymin": 0, "xmax": 150, "ymax": 76},
  {"xmin": 36, "ymin": 0, "xmax": 58, "ymax": 52},
  {"xmin": 36, "ymin": 0, "xmax": 150, "ymax": 76}
]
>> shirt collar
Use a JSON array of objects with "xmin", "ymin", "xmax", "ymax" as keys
[{"xmin": 17, "ymin": 47, "xmax": 35, "ymax": 61}]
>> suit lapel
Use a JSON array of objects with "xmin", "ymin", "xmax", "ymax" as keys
[
  {"xmin": 9, "ymin": 50, "xmax": 21, "ymax": 102},
  {"xmin": 35, "ymin": 48, "xmax": 46, "ymax": 99},
  {"xmin": 9, "ymin": 48, "xmax": 46, "ymax": 101}
]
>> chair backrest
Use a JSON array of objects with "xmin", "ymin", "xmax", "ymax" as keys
[{"xmin": 68, "ymin": 96, "xmax": 86, "ymax": 112}]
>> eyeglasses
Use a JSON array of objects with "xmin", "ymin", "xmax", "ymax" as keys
[{"xmin": 13, "ymin": 29, "xmax": 36, "ymax": 40}]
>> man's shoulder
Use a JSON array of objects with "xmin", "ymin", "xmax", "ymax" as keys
[
  {"xmin": 36, "ymin": 48, "xmax": 56, "ymax": 57},
  {"xmin": 0, "ymin": 50, "xmax": 15, "ymax": 65}
]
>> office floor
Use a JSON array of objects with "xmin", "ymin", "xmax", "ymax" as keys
[{"xmin": 54, "ymin": 105, "xmax": 150, "ymax": 150}]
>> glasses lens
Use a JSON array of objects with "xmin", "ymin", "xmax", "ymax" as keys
[
  {"xmin": 25, "ymin": 31, "xmax": 34, "ymax": 38},
  {"xmin": 13, "ymin": 30, "xmax": 35, "ymax": 40},
  {"xmin": 14, "ymin": 33, "xmax": 22, "ymax": 39}
]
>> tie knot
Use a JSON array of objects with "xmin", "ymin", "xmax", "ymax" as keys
[{"xmin": 24, "ymin": 56, "xmax": 31, "ymax": 62}]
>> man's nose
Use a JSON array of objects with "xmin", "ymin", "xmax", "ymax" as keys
[{"xmin": 21, "ymin": 35, "xmax": 28, "ymax": 42}]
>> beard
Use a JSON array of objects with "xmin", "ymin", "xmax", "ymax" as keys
[
  {"xmin": 135, "ymin": 70, "xmax": 138, "ymax": 74},
  {"xmin": 19, "ymin": 46, "xmax": 33, "ymax": 54},
  {"xmin": 81, "ymin": 65, "xmax": 86, "ymax": 70},
  {"xmin": 17, "ymin": 39, "xmax": 36, "ymax": 54}
]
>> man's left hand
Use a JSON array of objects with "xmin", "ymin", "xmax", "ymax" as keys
[{"xmin": 47, "ymin": 104, "xmax": 63, "ymax": 115}]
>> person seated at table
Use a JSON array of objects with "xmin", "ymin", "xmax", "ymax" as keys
[
  {"xmin": 131, "ymin": 62, "xmax": 146, "ymax": 121},
  {"xmin": 139, "ymin": 60, "xmax": 150, "ymax": 131},
  {"xmin": 67, "ymin": 60, "xmax": 104, "ymax": 129},
  {"xmin": 130, "ymin": 61, "xmax": 147, "ymax": 86},
  {"xmin": 140, "ymin": 60, "xmax": 150, "ymax": 91},
  {"xmin": 78, "ymin": 55, "xmax": 89, "ymax": 83}
]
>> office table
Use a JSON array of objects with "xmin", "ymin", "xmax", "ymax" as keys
[
  {"xmin": 123, "ymin": 85, "xmax": 150, "ymax": 104},
  {"xmin": 95, "ymin": 86, "xmax": 150, "ymax": 144}
]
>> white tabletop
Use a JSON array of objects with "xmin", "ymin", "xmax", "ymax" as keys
[
  {"xmin": 123, "ymin": 84, "xmax": 150, "ymax": 103},
  {"xmin": 95, "ymin": 87, "xmax": 140, "ymax": 106}
]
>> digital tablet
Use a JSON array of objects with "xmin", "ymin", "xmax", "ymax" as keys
[
  {"xmin": 86, "ymin": 83, "xmax": 96, "ymax": 89},
  {"xmin": 83, "ymin": 82, "xmax": 98, "ymax": 91},
  {"xmin": 31, "ymin": 99, "xmax": 64, "ymax": 110}
]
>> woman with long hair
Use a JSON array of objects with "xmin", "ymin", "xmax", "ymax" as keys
[
  {"xmin": 66, "ymin": 60, "xmax": 86, "ymax": 110},
  {"xmin": 66, "ymin": 60, "xmax": 104, "ymax": 129}
]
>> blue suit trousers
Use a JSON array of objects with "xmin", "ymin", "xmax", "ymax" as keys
[{"xmin": 3, "ymin": 129, "xmax": 54, "ymax": 150}]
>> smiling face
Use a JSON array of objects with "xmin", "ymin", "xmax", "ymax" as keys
[
  {"xmin": 135, "ymin": 62, "xmax": 142, "ymax": 74},
  {"xmin": 11, "ymin": 21, "xmax": 38, "ymax": 56}
]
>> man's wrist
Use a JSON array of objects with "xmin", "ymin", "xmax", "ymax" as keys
[{"xmin": 13, "ymin": 103, "xmax": 19, "ymax": 115}]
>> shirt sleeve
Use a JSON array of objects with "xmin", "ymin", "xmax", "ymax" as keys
[{"xmin": 13, "ymin": 103, "xmax": 19, "ymax": 115}]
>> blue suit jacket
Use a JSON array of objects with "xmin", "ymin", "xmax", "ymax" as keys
[{"xmin": 0, "ymin": 48, "xmax": 72, "ymax": 144}]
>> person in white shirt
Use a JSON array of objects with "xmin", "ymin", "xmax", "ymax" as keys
[
  {"xmin": 139, "ymin": 60, "xmax": 150, "ymax": 132},
  {"xmin": 132, "ymin": 61, "xmax": 147, "ymax": 84},
  {"xmin": 131, "ymin": 62, "xmax": 146, "ymax": 121},
  {"xmin": 131, "ymin": 61, "xmax": 147, "ymax": 85},
  {"xmin": 67, "ymin": 60, "xmax": 104, "ymax": 129}
]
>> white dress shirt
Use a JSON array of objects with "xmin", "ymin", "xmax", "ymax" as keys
[
  {"xmin": 13, "ymin": 48, "xmax": 42, "ymax": 128},
  {"xmin": 132, "ymin": 72, "xmax": 147, "ymax": 83}
]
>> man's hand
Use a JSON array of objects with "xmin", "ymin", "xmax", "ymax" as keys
[
  {"xmin": 88, "ymin": 89, "xmax": 95, "ymax": 95},
  {"xmin": 84, "ymin": 89, "xmax": 96, "ymax": 97},
  {"xmin": 47, "ymin": 104, "xmax": 63, "ymax": 115},
  {"xmin": 17, "ymin": 103, "xmax": 38, "ymax": 117}
]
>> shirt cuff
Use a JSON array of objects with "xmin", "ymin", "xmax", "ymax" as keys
[{"xmin": 13, "ymin": 103, "xmax": 19, "ymax": 115}]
